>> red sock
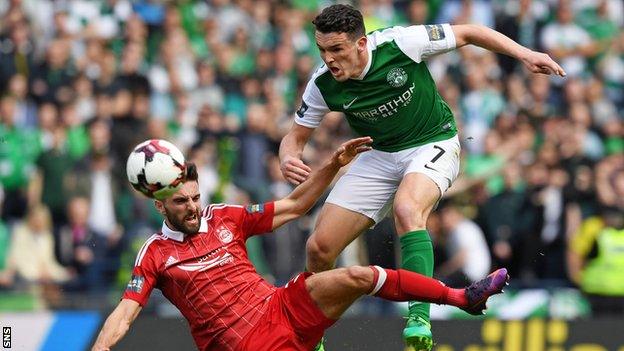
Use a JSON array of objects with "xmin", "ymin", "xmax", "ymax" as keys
[{"xmin": 368, "ymin": 266, "xmax": 467, "ymax": 307}]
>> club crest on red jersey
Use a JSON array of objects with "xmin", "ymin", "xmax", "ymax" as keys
[{"xmin": 217, "ymin": 226, "xmax": 233, "ymax": 244}]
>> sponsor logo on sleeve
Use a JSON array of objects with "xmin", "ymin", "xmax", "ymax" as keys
[
  {"xmin": 425, "ymin": 24, "xmax": 445, "ymax": 41},
  {"xmin": 245, "ymin": 204, "xmax": 264, "ymax": 214},
  {"xmin": 296, "ymin": 101, "xmax": 309, "ymax": 118},
  {"xmin": 126, "ymin": 275, "xmax": 145, "ymax": 293}
]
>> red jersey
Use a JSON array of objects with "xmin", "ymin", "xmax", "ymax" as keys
[{"xmin": 123, "ymin": 202, "xmax": 276, "ymax": 351}]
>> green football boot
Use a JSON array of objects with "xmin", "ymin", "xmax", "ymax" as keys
[
  {"xmin": 313, "ymin": 337, "xmax": 325, "ymax": 351},
  {"xmin": 402, "ymin": 315, "xmax": 433, "ymax": 351}
]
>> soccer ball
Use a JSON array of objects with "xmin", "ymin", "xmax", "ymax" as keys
[{"xmin": 126, "ymin": 139, "xmax": 186, "ymax": 200}]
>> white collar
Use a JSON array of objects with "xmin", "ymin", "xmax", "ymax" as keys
[
  {"xmin": 352, "ymin": 39, "xmax": 373, "ymax": 80},
  {"xmin": 161, "ymin": 217, "xmax": 208, "ymax": 242}
]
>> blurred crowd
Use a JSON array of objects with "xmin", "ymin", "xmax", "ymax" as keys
[{"xmin": 0, "ymin": 0, "xmax": 622, "ymax": 314}]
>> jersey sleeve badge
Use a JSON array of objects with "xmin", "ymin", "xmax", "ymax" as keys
[
  {"xmin": 126, "ymin": 275, "xmax": 145, "ymax": 293},
  {"xmin": 425, "ymin": 24, "xmax": 445, "ymax": 41},
  {"xmin": 296, "ymin": 101, "xmax": 309, "ymax": 118},
  {"xmin": 245, "ymin": 204, "xmax": 264, "ymax": 214}
]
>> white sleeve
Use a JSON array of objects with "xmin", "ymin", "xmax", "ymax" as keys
[
  {"xmin": 294, "ymin": 73, "xmax": 330, "ymax": 128},
  {"xmin": 391, "ymin": 24, "xmax": 456, "ymax": 62}
]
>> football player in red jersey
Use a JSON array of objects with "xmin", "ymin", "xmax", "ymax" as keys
[{"xmin": 92, "ymin": 137, "xmax": 508, "ymax": 351}]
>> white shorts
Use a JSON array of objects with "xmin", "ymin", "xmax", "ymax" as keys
[{"xmin": 326, "ymin": 135, "xmax": 461, "ymax": 224}]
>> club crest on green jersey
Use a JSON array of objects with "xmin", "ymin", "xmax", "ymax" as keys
[{"xmin": 387, "ymin": 67, "xmax": 407, "ymax": 88}]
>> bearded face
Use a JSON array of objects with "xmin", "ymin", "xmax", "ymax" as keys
[
  {"xmin": 164, "ymin": 203, "xmax": 201, "ymax": 234},
  {"xmin": 157, "ymin": 181, "xmax": 202, "ymax": 235}
]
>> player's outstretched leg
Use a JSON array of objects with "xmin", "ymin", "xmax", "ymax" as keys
[
  {"xmin": 367, "ymin": 267, "xmax": 509, "ymax": 315},
  {"xmin": 306, "ymin": 204, "xmax": 375, "ymax": 351},
  {"xmin": 305, "ymin": 266, "xmax": 509, "ymax": 350}
]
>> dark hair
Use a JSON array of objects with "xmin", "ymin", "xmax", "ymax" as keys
[
  {"xmin": 185, "ymin": 162, "xmax": 199, "ymax": 182},
  {"xmin": 312, "ymin": 4, "xmax": 365, "ymax": 39}
]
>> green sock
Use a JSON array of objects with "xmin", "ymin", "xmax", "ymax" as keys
[{"xmin": 400, "ymin": 230, "xmax": 433, "ymax": 322}]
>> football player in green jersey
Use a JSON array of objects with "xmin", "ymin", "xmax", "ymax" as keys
[{"xmin": 279, "ymin": 4, "xmax": 565, "ymax": 350}]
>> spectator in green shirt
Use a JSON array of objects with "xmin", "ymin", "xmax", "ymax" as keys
[{"xmin": 0, "ymin": 96, "xmax": 42, "ymax": 222}]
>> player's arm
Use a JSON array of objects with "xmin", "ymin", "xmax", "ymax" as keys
[
  {"xmin": 279, "ymin": 123, "xmax": 314, "ymax": 185},
  {"xmin": 451, "ymin": 24, "xmax": 566, "ymax": 77},
  {"xmin": 272, "ymin": 136, "xmax": 372, "ymax": 230},
  {"xmin": 92, "ymin": 299, "xmax": 142, "ymax": 351},
  {"xmin": 281, "ymin": 67, "xmax": 331, "ymax": 185}
]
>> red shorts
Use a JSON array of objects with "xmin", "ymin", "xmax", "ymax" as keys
[{"xmin": 236, "ymin": 273, "xmax": 336, "ymax": 351}]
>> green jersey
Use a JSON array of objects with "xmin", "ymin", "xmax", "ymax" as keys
[
  {"xmin": 295, "ymin": 24, "xmax": 458, "ymax": 152},
  {"xmin": 0, "ymin": 125, "xmax": 42, "ymax": 190}
]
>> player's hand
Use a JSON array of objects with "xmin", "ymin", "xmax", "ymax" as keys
[
  {"xmin": 521, "ymin": 50, "xmax": 566, "ymax": 77},
  {"xmin": 331, "ymin": 136, "xmax": 373, "ymax": 167},
  {"xmin": 280, "ymin": 155, "xmax": 312, "ymax": 185}
]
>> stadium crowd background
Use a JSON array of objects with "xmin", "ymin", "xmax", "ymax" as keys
[{"xmin": 0, "ymin": 0, "xmax": 622, "ymax": 317}]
